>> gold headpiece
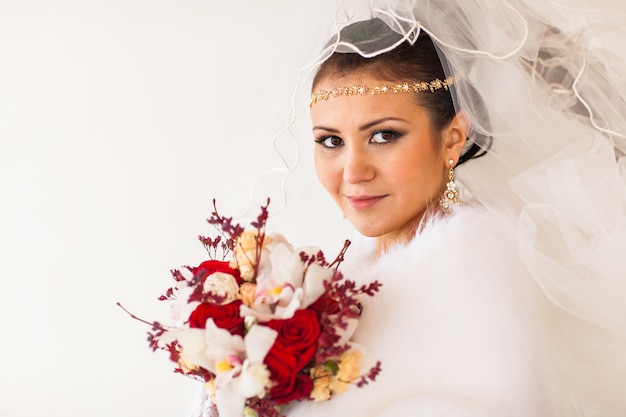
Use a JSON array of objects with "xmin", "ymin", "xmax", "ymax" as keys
[{"xmin": 310, "ymin": 76, "xmax": 454, "ymax": 107}]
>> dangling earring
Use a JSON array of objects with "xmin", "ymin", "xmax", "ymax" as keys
[{"xmin": 440, "ymin": 159, "xmax": 463, "ymax": 211}]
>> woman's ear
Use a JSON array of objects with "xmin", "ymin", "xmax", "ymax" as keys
[{"xmin": 442, "ymin": 110, "xmax": 470, "ymax": 164}]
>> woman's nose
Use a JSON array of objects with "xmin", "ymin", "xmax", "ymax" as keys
[{"xmin": 342, "ymin": 146, "xmax": 375, "ymax": 184}]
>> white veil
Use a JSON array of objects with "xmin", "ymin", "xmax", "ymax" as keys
[{"xmin": 279, "ymin": 0, "xmax": 626, "ymax": 338}]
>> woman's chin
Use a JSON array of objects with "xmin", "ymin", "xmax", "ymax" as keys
[{"xmin": 349, "ymin": 220, "xmax": 385, "ymax": 238}]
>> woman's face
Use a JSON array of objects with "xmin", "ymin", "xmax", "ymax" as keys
[{"xmin": 311, "ymin": 74, "xmax": 464, "ymax": 248}]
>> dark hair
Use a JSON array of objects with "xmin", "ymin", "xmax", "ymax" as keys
[{"xmin": 313, "ymin": 18, "xmax": 487, "ymax": 165}]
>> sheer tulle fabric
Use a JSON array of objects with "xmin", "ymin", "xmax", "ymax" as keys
[{"xmin": 302, "ymin": 0, "xmax": 626, "ymax": 337}]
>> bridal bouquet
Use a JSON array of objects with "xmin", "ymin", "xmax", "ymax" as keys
[{"xmin": 135, "ymin": 200, "xmax": 381, "ymax": 417}]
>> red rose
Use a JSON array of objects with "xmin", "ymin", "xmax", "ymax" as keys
[
  {"xmin": 264, "ymin": 345, "xmax": 314, "ymax": 404},
  {"xmin": 193, "ymin": 260, "xmax": 241, "ymax": 283},
  {"xmin": 188, "ymin": 300, "xmax": 245, "ymax": 337},
  {"xmin": 266, "ymin": 309, "xmax": 320, "ymax": 369}
]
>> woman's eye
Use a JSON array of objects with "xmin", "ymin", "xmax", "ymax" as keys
[
  {"xmin": 316, "ymin": 136, "xmax": 344, "ymax": 148},
  {"xmin": 370, "ymin": 130, "xmax": 398, "ymax": 144}
]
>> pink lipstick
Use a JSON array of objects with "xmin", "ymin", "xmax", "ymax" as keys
[{"xmin": 346, "ymin": 195, "xmax": 386, "ymax": 210}]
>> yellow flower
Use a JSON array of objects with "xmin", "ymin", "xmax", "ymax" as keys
[
  {"xmin": 236, "ymin": 261, "xmax": 256, "ymax": 282},
  {"xmin": 238, "ymin": 230, "xmax": 262, "ymax": 252},
  {"xmin": 230, "ymin": 231, "xmax": 271, "ymax": 281},
  {"xmin": 239, "ymin": 282, "xmax": 257, "ymax": 307},
  {"xmin": 310, "ymin": 365, "xmax": 333, "ymax": 402},
  {"xmin": 328, "ymin": 378, "xmax": 348, "ymax": 394},
  {"xmin": 329, "ymin": 350, "xmax": 363, "ymax": 394}
]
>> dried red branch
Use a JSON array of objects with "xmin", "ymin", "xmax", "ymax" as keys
[
  {"xmin": 250, "ymin": 198, "xmax": 270, "ymax": 229},
  {"xmin": 116, "ymin": 302, "xmax": 154, "ymax": 327},
  {"xmin": 170, "ymin": 269, "xmax": 186, "ymax": 282},
  {"xmin": 328, "ymin": 240, "xmax": 351, "ymax": 269},
  {"xmin": 207, "ymin": 199, "xmax": 245, "ymax": 242},
  {"xmin": 158, "ymin": 286, "xmax": 178, "ymax": 301},
  {"xmin": 356, "ymin": 361, "xmax": 382, "ymax": 387}
]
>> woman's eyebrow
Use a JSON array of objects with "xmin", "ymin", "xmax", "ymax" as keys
[
  {"xmin": 312, "ymin": 125, "xmax": 339, "ymax": 133},
  {"xmin": 313, "ymin": 117, "xmax": 407, "ymax": 133},
  {"xmin": 358, "ymin": 117, "xmax": 407, "ymax": 131}
]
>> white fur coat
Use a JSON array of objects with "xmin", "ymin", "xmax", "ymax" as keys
[
  {"xmin": 288, "ymin": 204, "xmax": 550, "ymax": 417},
  {"xmin": 194, "ymin": 203, "xmax": 626, "ymax": 417}
]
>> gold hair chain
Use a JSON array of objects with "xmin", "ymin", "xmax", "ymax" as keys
[{"xmin": 310, "ymin": 76, "xmax": 454, "ymax": 106}]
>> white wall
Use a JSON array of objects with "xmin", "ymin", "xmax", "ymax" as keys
[{"xmin": 0, "ymin": 1, "xmax": 351, "ymax": 416}]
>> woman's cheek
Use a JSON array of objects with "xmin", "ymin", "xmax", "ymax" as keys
[{"xmin": 314, "ymin": 153, "xmax": 339, "ymax": 193}]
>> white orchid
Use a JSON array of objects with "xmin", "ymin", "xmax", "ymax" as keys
[
  {"xmin": 240, "ymin": 238, "xmax": 334, "ymax": 322},
  {"xmin": 175, "ymin": 320, "xmax": 277, "ymax": 417}
]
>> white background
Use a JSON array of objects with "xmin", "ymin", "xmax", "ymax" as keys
[{"xmin": 0, "ymin": 1, "xmax": 352, "ymax": 416}]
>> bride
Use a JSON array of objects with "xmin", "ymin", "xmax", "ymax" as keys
[
  {"xmin": 195, "ymin": 0, "xmax": 626, "ymax": 415},
  {"xmin": 296, "ymin": 18, "xmax": 545, "ymax": 416}
]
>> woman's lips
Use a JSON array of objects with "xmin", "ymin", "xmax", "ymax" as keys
[{"xmin": 346, "ymin": 195, "xmax": 386, "ymax": 210}]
